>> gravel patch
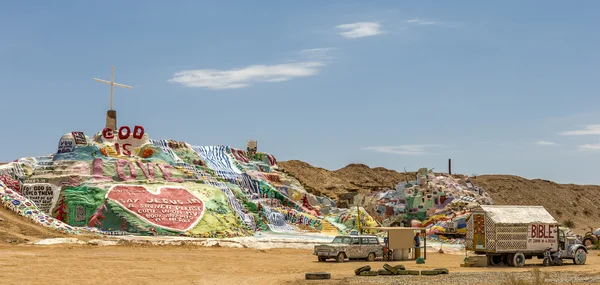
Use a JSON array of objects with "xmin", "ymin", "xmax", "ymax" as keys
[{"xmin": 343, "ymin": 271, "xmax": 600, "ymax": 285}]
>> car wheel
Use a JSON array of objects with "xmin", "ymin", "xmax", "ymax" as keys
[
  {"xmin": 574, "ymin": 248, "xmax": 586, "ymax": 265},
  {"xmin": 367, "ymin": 252, "xmax": 375, "ymax": 261},
  {"xmin": 583, "ymin": 238, "xmax": 594, "ymax": 248},
  {"xmin": 336, "ymin": 252, "xmax": 345, "ymax": 263}
]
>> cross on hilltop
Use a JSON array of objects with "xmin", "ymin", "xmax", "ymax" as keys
[{"xmin": 93, "ymin": 66, "xmax": 132, "ymax": 130}]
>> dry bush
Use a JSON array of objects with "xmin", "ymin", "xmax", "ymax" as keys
[
  {"xmin": 563, "ymin": 219, "xmax": 575, "ymax": 228},
  {"xmin": 502, "ymin": 268, "xmax": 548, "ymax": 285},
  {"xmin": 583, "ymin": 208, "xmax": 591, "ymax": 216}
]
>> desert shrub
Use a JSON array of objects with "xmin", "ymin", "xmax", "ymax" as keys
[
  {"xmin": 555, "ymin": 209, "xmax": 563, "ymax": 216},
  {"xmin": 563, "ymin": 219, "xmax": 575, "ymax": 228},
  {"xmin": 583, "ymin": 208, "xmax": 591, "ymax": 216}
]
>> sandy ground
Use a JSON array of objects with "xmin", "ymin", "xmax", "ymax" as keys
[{"xmin": 0, "ymin": 244, "xmax": 598, "ymax": 285}]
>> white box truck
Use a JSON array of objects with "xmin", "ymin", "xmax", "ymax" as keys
[{"xmin": 465, "ymin": 205, "xmax": 588, "ymax": 267}]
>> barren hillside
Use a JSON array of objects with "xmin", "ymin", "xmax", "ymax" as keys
[
  {"xmin": 279, "ymin": 160, "xmax": 599, "ymax": 233},
  {"xmin": 0, "ymin": 206, "xmax": 68, "ymax": 244}
]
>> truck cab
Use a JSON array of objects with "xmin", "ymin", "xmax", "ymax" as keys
[{"xmin": 555, "ymin": 228, "xmax": 587, "ymax": 265}]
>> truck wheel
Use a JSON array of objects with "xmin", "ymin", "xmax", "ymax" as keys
[
  {"xmin": 490, "ymin": 255, "xmax": 502, "ymax": 266},
  {"xmin": 318, "ymin": 257, "xmax": 326, "ymax": 262},
  {"xmin": 573, "ymin": 248, "xmax": 586, "ymax": 265},
  {"xmin": 507, "ymin": 254, "xmax": 514, "ymax": 267},
  {"xmin": 512, "ymin": 253, "xmax": 525, "ymax": 267},
  {"xmin": 366, "ymin": 252, "xmax": 375, "ymax": 261},
  {"xmin": 336, "ymin": 252, "xmax": 345, "ymax": 263},
  {"xmin": 583, "ymin": 238, "xmax": 594, "ymax": 248}
]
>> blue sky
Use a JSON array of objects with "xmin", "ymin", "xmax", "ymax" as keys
[{"xmin": 1, "ymin": 1, "xmax": 600, "ymax": 184}]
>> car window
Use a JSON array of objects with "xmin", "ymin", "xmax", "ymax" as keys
[
  {"xmin": 342, "ymin": 237, "xmax": 351, "ymax": 244},
  {"xmin": 368, "ymin": 237, "xmax": 378, "ymax": 244},
  {"xmin": 351, "ymin": 238, "xmax": 359, "ymax": 244},
  {"xmin": 360, "ymin": 237, "xmax": 369, "ymax": 244}
]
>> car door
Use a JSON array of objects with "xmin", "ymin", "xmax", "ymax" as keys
[
  {"xmin": 347, "ymin": 237, "xmax": 361, "ymax": 258},
  {"xmin": 367, "ymin": 237, "xmax": 382, "ymax": 257}
]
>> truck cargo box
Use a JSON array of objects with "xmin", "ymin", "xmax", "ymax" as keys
[{"xmin": 465, "ymin": 205, "xmax": 559, "ymax": 253}]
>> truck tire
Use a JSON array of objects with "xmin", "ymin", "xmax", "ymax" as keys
[
  {"xmin": 305, "ymin": 272, "xmax": 331, "ymax": 280},
  {"xmin": 336, "ymin": 252, "xmax": 345, "ymax": 263},
  {"xmin": 354, "ymin": 265, "xmax": 371, "ymax": 275},
  {"xmin": 573, "ymin": 248, "xmax": 586, "ymax": 265},
  {"xmin": 507, "ymin": 254, "xmax": 514, "ymax": 267},
  {"xmin": 513, "ymin": 253, "xmax": 525, "ymax": 267},
  {"xmin": 383, "ymin": 263, "xmax": 399, "ymax": 275},
  {"xmin": 489, "ymin": 255, "xmax": 502, "ymax": 266},
  {"xmin": 583, "ymin": 238, "xmax": 594, "ymax": 248}
]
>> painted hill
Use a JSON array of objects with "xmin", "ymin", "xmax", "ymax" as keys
[
  {"xmin": 279, "ymin": 160, "xmax": 599, "ymax": 233},
  {"xmin": 0, "ymin": 126, "xmax": 356, "ymax": 238}
]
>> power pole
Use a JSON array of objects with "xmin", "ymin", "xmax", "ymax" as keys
[{"xmin": 448, "ymin": 159, "xmax": 452, "ymax": 175}]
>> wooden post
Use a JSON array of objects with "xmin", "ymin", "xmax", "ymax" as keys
[
  {"xmin": 448, "ymin": 159, "xmax": 452, "ymax": 175},
  {"xmin": 423, "ymin": 229, "xmax": 427, "ymax": 260}
]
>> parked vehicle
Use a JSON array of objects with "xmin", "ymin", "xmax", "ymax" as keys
[
  {"xmin": 465, "ymin": 205, "xmax": 588, "ymax": 267},
  {"xmin": 313, "ymin": 235, "xmax": 384, "ymax": 262},
  {"xmin": 582, "ymin": 228, "xmax": 600, "ymax": 248}
]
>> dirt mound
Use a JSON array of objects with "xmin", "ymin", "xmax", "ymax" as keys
[
  {"xmin": 0, "ymin": 205, "xmax": 67, "ymax": 244},
  {"xmin": 278, "ymin": 160, "xmax": 414, "ymax": 199},
  {"xmin": 279, "ymin": 161, "xmax": 599, "ymax": 234},
  {"xmin": 470, "ymin": 175, "xmax": 600, "ymax": 233}
]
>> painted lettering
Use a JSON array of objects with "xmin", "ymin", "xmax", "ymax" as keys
[
  {"xmin": 133, "ymin": 125, "xmax": 145, "ymax": 139},
  {"xmin": 136, "ymin": 161, "xmax": 156, "ymax": 181},
  {"xmin": 102, "ymin": 128, "xmax": 115, "ymax": 139},
  {"xmin": 118, "ymin": 126, "xmax": 131, "ymax": 140},
  {"xmin": 93, "ymin": 158, "xmax": 113, "ymax": 181},
  {"xmin": 157, "ymin": 164, "xmax": 184, "ymax": 182},
  {"xmin": 116, "ymin": 160, "xmax": 137, "ymax": 181}
]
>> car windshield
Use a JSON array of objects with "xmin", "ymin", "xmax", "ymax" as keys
[{"xmin": 332, "ymin": 237, "xmax": 351, "ymax": 244}]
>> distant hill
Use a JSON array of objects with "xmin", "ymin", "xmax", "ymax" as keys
[{"xmin": 279, "ymin": 160, "xmax": 599, "ymax": 233}]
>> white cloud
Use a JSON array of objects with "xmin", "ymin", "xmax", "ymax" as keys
[
  {"xmin": 168, "ymin": 61, "xmax": 325, "ymax": 90},
  {"xmin": 406, "ymin": 19, "xmax": 438, "ymax": 25},
  {"xmin": 579, "ymin": 144, "xmax": 600, "ymax": 151},
  {"xmin": 534, "ymin": 141, "xmax": 558, "ymax": 146},
  {"xmin": 363, "ymin": 144, "xmax": 441, "ymax": 156},
  {"xmin": 559, "ymin": 125, "xmax": 600, "ymax": 135},
  {"xmin": 336, "ymin": 22, "xmax": 382, "ymax": 38},
  {"xmin": 300, "ymin": 48, "xmax": 336, "ymax": 60}
]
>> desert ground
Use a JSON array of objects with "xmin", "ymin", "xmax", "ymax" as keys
[{"xmin": 0, "ymin": 244, "xmax": 599, "ymax": 285}]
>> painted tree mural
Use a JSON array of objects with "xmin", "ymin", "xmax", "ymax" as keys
[{"xmin": 53, "ymin": 196, "xmax": 68, "ymax": 222}]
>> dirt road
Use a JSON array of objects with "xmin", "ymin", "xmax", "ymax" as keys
[{"xmin": 0, "ymin": 245, "xmax": 598, "ymax": 285}]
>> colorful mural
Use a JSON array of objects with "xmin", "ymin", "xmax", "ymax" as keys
[{"xmin": 0, "ymin": 126, "xmax": 355, "ymax": 238}]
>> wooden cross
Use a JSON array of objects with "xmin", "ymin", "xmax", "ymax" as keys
[{"xmin": 93, "ymin": 65, "xmax": 132, "ymax": 110}]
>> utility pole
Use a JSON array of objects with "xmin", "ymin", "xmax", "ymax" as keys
[{"xmin": 448, "ymin": 159, "xmax": 452, "ymax": 175}]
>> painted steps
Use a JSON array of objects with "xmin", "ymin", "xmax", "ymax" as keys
[{"xmin": 320, "ymin": 220, "xmax": 340, "ymax": 236}]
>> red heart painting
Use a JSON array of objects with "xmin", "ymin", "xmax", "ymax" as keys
[{"xmin": 106, "ymin": 185, "xmax": 205, "ymax": 232}]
